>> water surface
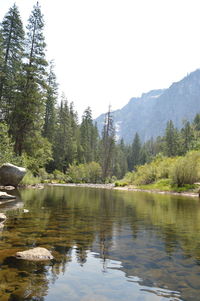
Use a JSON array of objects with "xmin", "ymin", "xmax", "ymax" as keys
[{"xmin": 0, "ymin": 186, "xmax": 200, "ymax": 301}]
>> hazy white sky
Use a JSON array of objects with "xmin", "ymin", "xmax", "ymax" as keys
[{"xmin": 1, "ymin": 0, "xmax": 200, "ymax": 118}]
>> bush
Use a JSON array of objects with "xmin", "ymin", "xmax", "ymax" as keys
[
  {"xmin": 68, "ymin": 162, "xmax": 102, "ymax": 183},
  {"xmin": 134, "ymin": 163, "xmax": 157, "ymax": 185},
  {"xmin": 121, "ymin": 172, "xmax": 136, "ymax": 185},
  {"xmin": 20, "ymin": 170, "xmax": 41, "ymax": 185},
  {"xmin": 115, "ymin": 181, "xmax": 128, "ymax": 187},
  {"xmin": 52, "ymin": 170, "xmax": 70, "ymax": 183},
  {"xmin": 171, "ymin": 151, "xmax": 200, "ymax": 186},
  {"xmin": 119, "ymin": 156, "xmax": 178, "ymax": 186}
]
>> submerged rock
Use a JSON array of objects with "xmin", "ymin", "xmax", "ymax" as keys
[
  {"xmin": 0, "ymin": 213, "xmax": 7, "ymax": 222},
  {"xmin": 0, "ymin": 185, "xmax": 15, "ymax": 190},
  {"xmin": 0, "ymin": 192, "xmax": 16, "ymax": 199},
  {"xmin": 16, "ymin": 247, "xmax": 53, "ymax": 261},
  {"xmin": 0, "ymin": 163, "xmax": 26, "ymax": 187}
]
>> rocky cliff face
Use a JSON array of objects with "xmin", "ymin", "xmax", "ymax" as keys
[{"xmin": 95, "ymin": 69, "xmax": 200, "ymax": 143}]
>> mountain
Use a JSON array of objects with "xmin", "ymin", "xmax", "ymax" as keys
[{"xmin": 95, "ymin": 69, "xmax": 200, "ymax": 143}]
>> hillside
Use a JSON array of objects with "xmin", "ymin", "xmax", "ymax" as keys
[{"xmin": 95, "ymin": 69, "xmax": 200, "ymax": 143}]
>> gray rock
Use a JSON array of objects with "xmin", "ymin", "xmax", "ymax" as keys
[
  {"xmin": 0, "ymin": 186, "xmax": 15, "ymax": 190},
  {"xmin": 0, "ymin": 213, "xmax": 6, "ymax": 222},
  {"xmin": 16, "ymin": 247, "xmax": 53, "ymax": 261},
  {"xmin": 0, "ymin": 192, "xmax": 16, "ymax": 199},
  {"xmin": 0, "ymin": 163, "xmax": 26, "ymax": 187}
]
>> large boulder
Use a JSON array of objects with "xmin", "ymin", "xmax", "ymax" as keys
[
  {"xmin": 16, "ymin": 247, "xmax": 53, "ymax": 261},
  {"xmin": 0, "ymin": 163, "xmax": 26, "ymax": 187}
]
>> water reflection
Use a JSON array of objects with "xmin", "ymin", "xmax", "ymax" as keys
[{"xmin": 0, "ymin": 186, "xmax": 199, "ymax": 300}]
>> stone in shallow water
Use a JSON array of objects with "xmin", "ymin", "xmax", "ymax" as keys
[
  {"xmin": 16, "ymin": 247, "xmax": 53, "ymax": 261},
  {"xmin": 0, "ymin": 213, "xmax": 6, "ymax": 222},
  {"xmin": 0, "ymin": 192, "xmax": 16, "ymax": 199}
]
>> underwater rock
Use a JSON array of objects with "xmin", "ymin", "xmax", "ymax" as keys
[
  {"xmin": 0, "ymin": 185, "xmax": 15, "ymax": 190},
  {"xmin": 16, "ymin": 247, "xmax": 53, "ymax": 261},
  {"xmin": 0, "ymin": 213, "xmax": 7, "ymax": 222},
  {"xmin": 0, "ymin": 192, "xmax": 16, "ymax": 199}
]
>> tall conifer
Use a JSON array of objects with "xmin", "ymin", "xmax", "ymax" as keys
[
  {"xmin": 100, "ymin": 106, "xmax": 115, "ymax": 180},
  {"xmin": 12, "ymin": 2, "xmax": 47, "ymax": 155},
  {"xmin": 0, "ymin": 4, "xmax": 24, "ymax": 121},
  {"xmin": 43, "ymin": 60, "xmax": 58, "ymax": 142}
]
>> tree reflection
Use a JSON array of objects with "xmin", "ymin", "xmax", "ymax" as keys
[{"xmin": 0, "ymin": 187, "xmax": 200, "ymax": 300}]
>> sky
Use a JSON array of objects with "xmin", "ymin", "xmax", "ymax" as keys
[{"xmin": 1, "ymin": 0, "xmax": 200, "ymax": 118}]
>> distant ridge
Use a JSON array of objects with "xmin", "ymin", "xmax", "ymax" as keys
[{"xmin": 95, "ymin": 69, "xmax": 200, "ymax": 143}]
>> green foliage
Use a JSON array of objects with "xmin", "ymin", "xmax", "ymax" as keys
[
  {"xmin": 128, "ymin": 132, "xmax": 142, "ymax": 170},
  {"xmin": 1, "ymin": 2, "xmax": 200, "ymax": 189},
  {"xmin": 120, "ymin": 156, "xmax": 178, "ymax": 186},
  {"xmin": 20, "ymin": 136, "xmax": 52, "ymax": 174},
  {"xmin": 80, "ymin": 107, "xmax": 98, "ymax": 163},
  {"xmin": 138, "ymin": 179, "xmax": 171, "ymax": 190},
  {"xmin": 0, "ymin": 4, "xmax": 25, "ymax": 122},
  {"xmin": 100, "ymin": 107, "xmax": 115, "ymax": 180},
  {"xmin": 52, "ymin": 97, "xmax": 79, "ymax": 172},
  {"xmin": 134, "ymin": 163, "xmax": 157, "ymax": 185},
  {"xmin": 68, "ymin": 162, "xmax": 102, "ymax": 183},
  {"xmin": 43, "ymin": 61, "xmax": 58, "ymax": 143},
  {"xmin": 0, "ymin": 122, "xmax": 15, "ymax": 164},
  {"xmin": 20, "ymin": 170, "xmax": 41, "ymax": 185},
  {"xmin": 117, "ymin": 172, "xmax": 135, "ymax": 186},
  {"xmin": 164, "ymin": 120, "xmax": 179, "ymax": 157},
  {"xmin": 53, "ymin": 170, "xmax": 69, "ymax": 183},
  {"xmin": 171, "ymin": 151, "xmax": 200, "ymax": 187},
  {"xmin": 121, "ymin": 150, "xmax": 200, "ymax": 191},
  {"xmin": 11, "ymin": 2, "xmax": 47, "ymax": 156}
]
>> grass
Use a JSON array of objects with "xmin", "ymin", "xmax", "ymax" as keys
[
  {"xmin": 138, "ymin": 179, "xmax": 172, "ymax": 191},
  {"xmin": 115, "ymin": 178, "xmax": 199, "ymax": 193}
]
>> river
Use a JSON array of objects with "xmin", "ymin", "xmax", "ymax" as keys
[{"xmin": 0, "ymin": 185, "xmax": 200, "ymax": 301}]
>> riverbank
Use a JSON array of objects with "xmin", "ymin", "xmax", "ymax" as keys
[{"xmin": 48, "ymin": 183, "xmax": 200, "ymax": 198}]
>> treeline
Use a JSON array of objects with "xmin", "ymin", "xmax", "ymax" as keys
[
  {"xmin": 117, "ymin": 115, "xmax": 200, "ymax": 190},
  {"xmin": 126, "ymin": 114, "xmax": 200, "ymax": 171},
  {"xmin": 0, "ymin": 3, "xmax": 127, "ymax": 182}
]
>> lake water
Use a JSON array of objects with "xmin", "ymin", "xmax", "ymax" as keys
[{"xmin": 0, "ymin": 185, "xmax": 200, "ymax": 301}]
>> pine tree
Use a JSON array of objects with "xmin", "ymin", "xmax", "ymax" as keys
[
  {"xmin": 0, "ymin": 4, "xmax": 24, "ymax": 121},
  {"xmin": 0, "ymin": 32, "xmax": 4, "ymax": 84},
  {"xmin": 43, "ymin": 60, "xmax": 58, "ymax": 143},
  {"xmin": 91, "ymin": 122, "xmax": 99, "ymax": 162},
  {"xmin": 164, "ymin": 120, "xmax": 179, "ymax": 157},
  {"xmin": 53, "ymin": 97, "xmax": 70, "ymax": 171},
  {"xmin": 180, "ymin": 121, "xmax": 194, "ymax": 154},
  {"xmin": 80, "ymin": 107, "xmax": 98, "ymax": 163},
  {"xmin": 53, "ymin": 98, "xmax": 79, "ymax": 172},
  {"xmin": 100, "ymin": 106, "xmax": 115, "ymax": 180},
  {"xmin": 11, "ymin": 2, "xmax": 48, "ymax": 156},
  {"xmin": 193, "ymin": 113, "xmax": 200, "ymax": 131},
  {"xmin": 129, "ymin": 133, "xmax": 142, "ymax": 170},
  {"xmin": 113, "ymin": 139, "xmax": 128, "ymax": 179}
]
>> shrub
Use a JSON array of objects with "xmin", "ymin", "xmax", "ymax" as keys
[
  {"xmin": 68, "ymin": 162, "xmax": 102, "ymax": 183},
  {"xmin": 134, "ymin": 163, "xmax": 157, "ymax": 185},
  {"xmin": 121, "ymin": 172, "xmax": 136, "ymax": 185},
  {"xmin": 53, "ymin": 170, "xmax": 67, "ymax": 182},
  {"xmin": 20, "ymin": 170, "xmax": 41, "ymax": 185},
  {"xmin": 171, "ymin": 151, "xmax": 200, "ymax": 186}
]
